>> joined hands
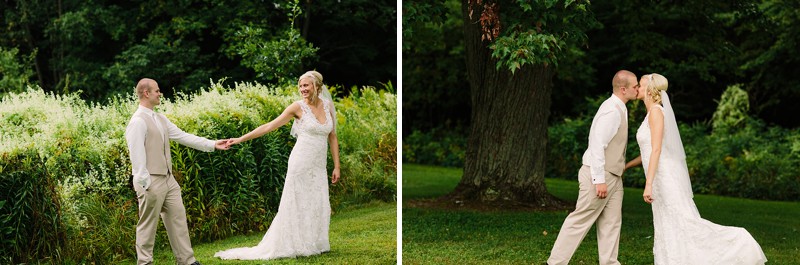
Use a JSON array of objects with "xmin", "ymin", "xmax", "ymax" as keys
[
  {"xmin": 214, "ymin": 138, "xmax": 241, "ymax": 150},
  {"xmin": 215, "ymin": 138, "xmax": 341, "ymax": 184},
  {"xmin": 224, "ymin": 138, "xmax": 243, "ymax": 149}
]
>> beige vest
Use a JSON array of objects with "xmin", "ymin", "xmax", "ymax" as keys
[
  {"xmin": 605, "ymin": 104, "xmax": 627, "ymax": 176},
  {"xmin": 136, "ymin": 112, "xmax": 172, "ymax": 176}
]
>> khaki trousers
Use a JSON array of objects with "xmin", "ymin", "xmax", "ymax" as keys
[
  {"xmin": 134, "ymin": 174, "xmax": 196, "ymax": 265},
  {"xmin": 548, "ymin": 166, "xmax": 623, "ymax": 265}
]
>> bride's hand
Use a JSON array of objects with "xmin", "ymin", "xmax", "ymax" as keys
[
  {"xmin": 331, "ymin": 168, "xmax": 340, "ymax": 184},
  {"xmin": 225, "ymin": 137, "xmax": 242, "ymax": 148},
  {"xmin": 643, "ymin": 184, "xmax": 654, "ymax": 204}
]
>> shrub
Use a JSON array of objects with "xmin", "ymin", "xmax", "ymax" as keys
[
  {"xmin": 548, "ymin": 92, "xmax": 800, "ymax": 201},
  {"xmin": 546, "ymin": 95, "xmax": 629, "ymax": 183},
  {"xmin": 60, "ymin": 193, "xmax": 137, "ymax": 263},
  {"xmin": 711, "ymin": 84, "xmax": 749, "ymax": 134},
  {"xmin": 547, "ymin": 115, "xmax": 593, "ymax": 180},
  {"xmin": 0, "ymin": 80, "xmax": 396, "ymax": 263},
  {"xmin": 330, "ymin": 86, "xmax": 398, "ymax": 206},
  {"xmin": 686, "ymin": 118, "xmax": 800, "ymax": 200},
  {"xmin": 402, "ymin": 127, "xmax": 467, "ymax": 167},
  {"xmin": 0, "ymin": 150, "xmax": 65, "ymax": 263},
  {"xmin": 0, "ymin": 47, "xmax": 35, "ymax": 95}
]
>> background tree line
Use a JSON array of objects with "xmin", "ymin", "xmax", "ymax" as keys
[
  {"xmin": 0, "ymin": 0, "xmax": 396, "ymax": 101},
  {"xmin": 403, "ymin": 0, "xmax": 800, "ymax": 204},
  {"xmin": 404, "ymin": 0, "xmax": 800, "ymax": 135}
]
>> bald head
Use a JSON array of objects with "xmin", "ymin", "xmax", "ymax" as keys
[
  {"xmin": 135, "ymin": 78, "xmax": 157, "ymax": 99},
  {"xmin": 135, "ymin": 78, "xmax": 163, "ymax": 109},
  {"xmin": 612, "ymin": 70, "xmax": 636, "ymax": 93}
]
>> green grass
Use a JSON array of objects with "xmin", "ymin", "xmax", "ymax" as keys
[
  {"xmin": 402, "ymin": 164, "xmax": 800, "ymax": 264},
  {"xmin": 119, "ymin": 202, "xmax": 396, "ymax": 264},
  {"xmin": 402, "ymin": 164, "xmax": 462, "ymax": 201}
]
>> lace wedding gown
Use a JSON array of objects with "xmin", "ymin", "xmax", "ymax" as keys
[
  {"xmin": 637, "ymin": 103, "xmax": 767, "ymax": 265},
  {"xmin": 215, "ymin": 99, "xmax": 333, "ymax": 260}
]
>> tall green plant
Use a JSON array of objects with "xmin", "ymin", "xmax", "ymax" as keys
[
  {"xmin": 712, "ymin": 85, "xmax": 750, "ymax": 134},
  {"xmin": 0, "ymin": 151, "xmax": 65, "ymax": 263},
  {"xmin": 0, "ymin": 80, "xmax": 395, "ymax": 263}
]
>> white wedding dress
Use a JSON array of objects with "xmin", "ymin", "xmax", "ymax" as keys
[
  {"xmin": 637, "ymin": 93, "xmax": 767, "ymax": 265},
  {"xmin": 215, "ymin": 99, "xmax": 333, "ymax": 260}
]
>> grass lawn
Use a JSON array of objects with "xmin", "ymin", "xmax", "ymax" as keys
[
  {"xmin": 402, "ymin": 163, "xmax": 800, "ymax": 264},
  {"xmin": 120, "ymin": 201, "xmax": 396, "ymax": 264}
]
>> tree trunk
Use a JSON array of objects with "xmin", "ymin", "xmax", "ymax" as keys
[
  {"xmin": 19, "ymin": 1, "xmax": 46, "ymax": 90},
  {"xmin": 446, "ymin": 0, "xmax": 564, "ymax": 207},
  {"xmin": 302, "ymin": 0, "xmax": 311, "ymax": 39}
]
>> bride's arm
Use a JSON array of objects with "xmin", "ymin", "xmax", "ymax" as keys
[
  {"xmin": 232, "ymin": 102, "xmax": 300, "ymax": 145},
  {"xmin": 328, "ymin": 130, "xmax": 340, "ymax": 183},
  {"xmin": 328, "ymin": 100, "xmax": 341, "ymax": 183},
  {"xmin": 625, "ymin": 156, "xmax": 642, "ymax": 171},
  {"xmin": 644, "ymin": 107, "xmax": 664, "ymax": 203}
]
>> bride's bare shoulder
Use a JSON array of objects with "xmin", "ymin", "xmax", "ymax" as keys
[
  {"xmin": 648, "ymin": 105, "xmax": 665, "ymax": 123},
  {"xmin": 649, "ymin": 104, "xmax": 665, "ymax": 113},
  {"xmin": 285, "ymin": 101, "xmax": 304, "ymax": 116}
]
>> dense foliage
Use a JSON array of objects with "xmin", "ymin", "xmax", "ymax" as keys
[
  {"xmin": 0, "ymin": 0, "xmax": 396, "ymax": 101},
  {"xmin": 405, "ymin": 0, "xmax": 603, "ymax": 205},
  {"xmin": 401, "ymin": 1, "xmax": 469, "ymax": 136},
  {"xmin": 0, "ymin": 81, "xmax": 396, "ymax": 263},
  {"xmin": 402, "ymin": 127, "xmax": 467, "ymax": 167},
  {"xmin": 404, "ymin": 86, "xmax": 800, "ymax": 201},
  {"xmin": 403, "ymin": 0, "xmax": 800, "ymax": 134}
]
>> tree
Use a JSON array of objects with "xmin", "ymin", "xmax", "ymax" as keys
[
  {"xmin": 402, "ymin": 0, "xmax": 470, "ymax": 135},
  {"xmin": 582, "ymin": 0, "xmax": 800, "ymax": 127},
  {"xmin": 222, "ymin": 0, "xmax": 318, "ymax": 85},
  {"xmin": 0, "ymin": 47, "xmax": 36, "ymax": 95},
  {"xmin": 302, "ymin": 0, "xmax": 397, "ymax": 89},
  {"xmin": 733, "ymin": 0, "xmax": 800, "ymax": 127},
  {"xmin": 584, "ymin": 0, "xmax": 748, "ymax": 123},
  {"xmin": 0, "ymin": 0, "xmax": 396, "ymax": 101},
  {"xmin": 405, "ymin": 0, "xmax": 599, "ymax": 207}
]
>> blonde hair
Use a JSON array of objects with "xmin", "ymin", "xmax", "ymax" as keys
[
  {"xmin": 298, "ymin": 71, "xmax": 324, "ymax": 105},
  {"xmin": 645, "ymin": 73, "xmax": 668, "ymax": 104}
]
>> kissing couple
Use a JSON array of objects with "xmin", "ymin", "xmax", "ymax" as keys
[
  {"xmin": 124, "ymin": 70, "xmax": 340, "ymax": 264},
  {"xmin": 546, "ymin": 70, "xmax": 768, "ymax": 265}
]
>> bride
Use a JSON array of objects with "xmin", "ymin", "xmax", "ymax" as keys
[
  {"xmin": 215, "ymin": 70, "xmax": 341, "ymax": 260},
  {"xmin": 626, "ymin": 73, "xmax": 767, "ymax": 264}
]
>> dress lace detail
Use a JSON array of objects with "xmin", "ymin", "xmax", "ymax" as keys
[
  {"xmin": 215, "ymin": 99, "xmax": 333, "ymax": 260},
  {"xmin": 637, "ymin": 105, "xmax": 767, "ymax": 265}
]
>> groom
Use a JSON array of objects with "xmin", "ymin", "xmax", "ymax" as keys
[
  {"xmin": 547, "ymin": 70, "xmax": 639, "ymax": 265},
  {"xmin": 125, "ymin": 78, "xmax": 230, "ymax": 265}
]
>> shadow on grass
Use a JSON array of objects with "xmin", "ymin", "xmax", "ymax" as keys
[{"xmin": 402, "ymin": 163, "xmax": 800, "ymax": 264}]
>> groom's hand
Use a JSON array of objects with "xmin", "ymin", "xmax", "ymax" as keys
[
  {"xmin": 596, "ymin": 183, "xmax": 608, "ymax": 199},
  {"xmin": 215, "ymin": 139, "xmax": 231, "ymax": 150}
]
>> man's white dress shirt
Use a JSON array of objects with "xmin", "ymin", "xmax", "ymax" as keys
[
  {"xmin": 581, "ymin": 95, "xmax": 627, "ymax": 184},
  {"xmin": 125, "ymin": 105, "xmax": 215, "ymax": 190}
]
